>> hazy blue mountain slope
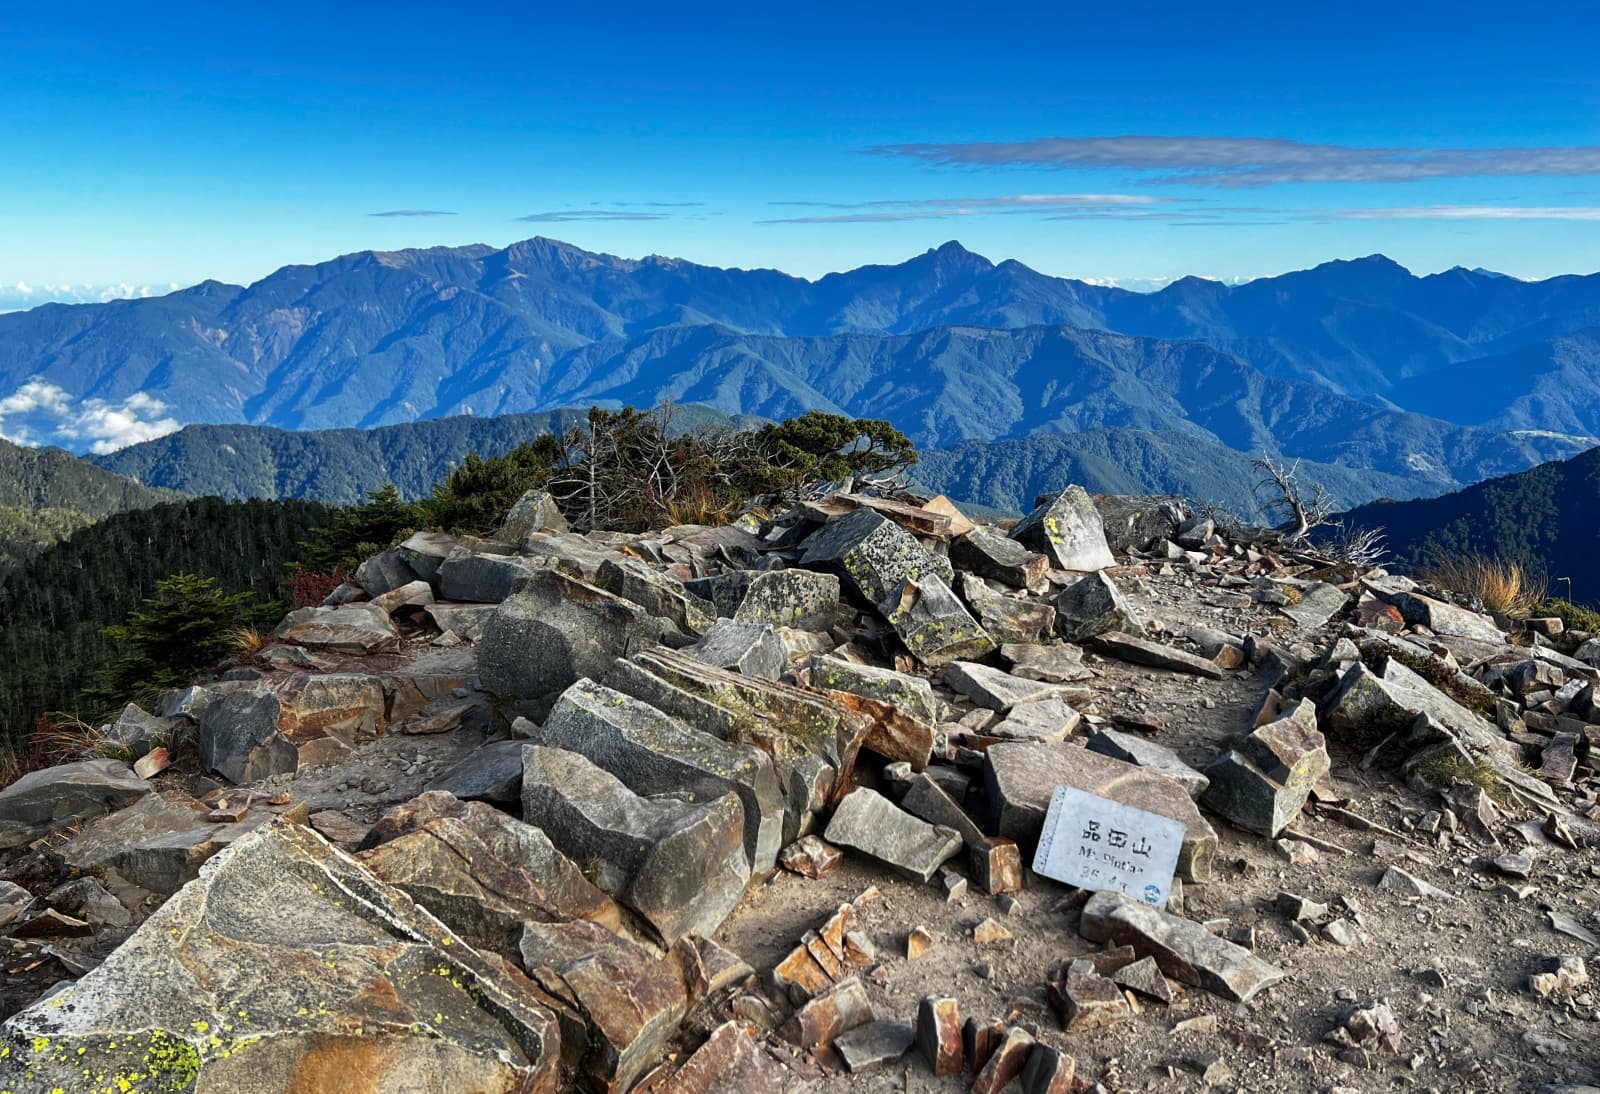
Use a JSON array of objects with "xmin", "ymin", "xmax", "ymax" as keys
[
  {"xmin": 5, "ymin": 239, "xmax": 1600, "ymax": 448},
  {"xmin": 92, "ymin": 405, "xmax": 766, "ymax": 503},
  {"xmin": 1387, "ymin": 330, "xmax": 1600, "ymax": 439},
  {"xmin": 547, "ymin": 325, "xmax": 1584, "ymax": 487},
  {"xmin": 1333, "ymin": 445, "xmax": 1600, "ymax": 606}
]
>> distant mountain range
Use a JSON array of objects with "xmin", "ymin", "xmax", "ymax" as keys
[
  {"xmin": 5, "ymin": 235, "xmax": 1600, "ymax": 508},
  {"xmin": 1336, "ymin": 445, "xmax": 1600, "ymax": 607}
]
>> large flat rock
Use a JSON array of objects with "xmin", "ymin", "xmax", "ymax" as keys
[
  {"xmin": 982, "ymin": 740, "xmax": 1217, "ymax": 882},
  {"xmin": 823, "ymin": 787, "xmax": 962, "ymax": 883},
  {"xmin": 1080, "ymin": 890, "xmax": 1284, "ymax": 1003},
  {"xmin": 0, "ymin": 822, "xmax": 563, "ymax": 1093},
  {"xmin": 0, "ymin": 758, "xmax": 150, "ymax": 850}
]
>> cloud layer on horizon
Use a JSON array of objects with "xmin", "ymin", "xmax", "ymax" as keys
[
  {"xmin": 0, "ymin": 379, "xmax": 181, "ymax": 453},
  {"xmin": 865, "ymin": 135, "xmax": 1600, "ymax": 187}
]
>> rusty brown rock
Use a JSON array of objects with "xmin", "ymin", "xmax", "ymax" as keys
[
  {"xmin": 907, "ymin": 926, "xmax": 935, "ymax": 960},
  {"xmin": 519, "ymin": 917, "xmax": 687, "ymax": 1092},
  {"xmin": 1049, "ymin": 972, "xmax": 1132, "ymax": 1032},
  {"xmin": 657, "ymin": 1020, "xmax": 798, "ymax": 1093},
  {"xmin": 1020, "ymin": 1044, "xmax": 1077, "ymax": 1094},
  {"xmin": 974, "ymin": 917, "xmax": 1014, "ymax": 945},
  {"xmin": 915, "ymin": 995, "xmax": 963, "ymax": 1077},
  {"xmin": 778, "ymin": 976, "xmax": 874, "ymax": 1053},
  {"xmin": 358, "ymin": 791, "xmax": 623, "ymax": 947},
  {"xmin": 670, "ymin": 935, "xmax": 754, "ymax": 1009},
  {"xmin": 970, "ymin": 836, "xmax": 1023, "ymax": 895},
  {"xmin": 963, "ymin": 1016, "xmax": 1007, "ymax": 1075},
  {"xmin": 971, "ymin": 1025, "xmax": 1035, "ymax": 1094}
]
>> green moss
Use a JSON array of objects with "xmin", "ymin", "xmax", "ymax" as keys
[
  {"xmin": 1539, "ymin": 598, "xmax": 1600, "ymax": 632},
  {"xmin": 1412, "ymin": 753, "xmax": 1511, "ymax": 805}
]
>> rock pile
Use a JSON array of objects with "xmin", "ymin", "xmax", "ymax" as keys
[{"xmin": 3, "ymin": 484, "xmax": 1599, "ymax": 1091}]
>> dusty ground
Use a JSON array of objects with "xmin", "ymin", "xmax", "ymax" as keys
[{"xmin": 715, "ymin": 570, "xmax": 1600, "ymax": 1092}]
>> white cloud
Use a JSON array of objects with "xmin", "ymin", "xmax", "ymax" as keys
[
  {"xmin": 1311, "ymin": 205, "xmax": 1600, "ymax": 221},
  {"xmin": 0, "ymin": 379, "xmax": 181, "ymax": 453}
]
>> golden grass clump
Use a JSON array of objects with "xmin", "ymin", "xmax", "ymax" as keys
[{"xmin": 1422, "ymin": 552, "xmax": 1546, "ymax": 619}]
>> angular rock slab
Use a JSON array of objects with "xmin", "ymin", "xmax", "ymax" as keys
[
  {"xmin": 0, "ymin": 758, "xmax": 150, "ymax": 850},
  {"xmin": 1053, "ymin": 572, "xmax": 1141, "ymax": 643},
  {"xmin": 198, "ymin": 687, "xmax": 299, "ymax": 784},
  {"xmin": 479, "ymin": 568, "xmax": 675, "ymax": 708},
  {"xmin": 823, "ymin": 787, "xmax": 962, "ymax": 883},
  {"xmin": 883, "ymin": 575, "xmax": 996, "ymax": 668},
  {"xmin": 521, "ymin": 745, "xmax": 748, "ymax": 944},
  {"xmin": 1010, "ymin": 486, "xmax": 1116, "ymax": 572},
  {"xmin": 0, "ymin": 822, "xmax": 562, "ymax": 1093},
  {"xmin": 809, "ymin": 655, "xmax": 938, "ymax": 728},
  {"xmin": 598, "ymin": 556, "xmax": 716, "ymax": 636},
  {"xmin": 983, "ymin": 740, "xmax": 1217, "ymax": 882},
  {"xmin": 944, "ymin": 660, "xmax": 1063, "ymax": 713},
  {"xmin": 1371, "ymin": 588, "xmax": 1504, "ymax": 644},
  {"xmin": 799, "ymin": 508, "xmax": 954, "ymax": 607},
  {"xmin": 1088, "ymin": 729, "xmax": 1209, "ymax": 798},
  {"xmin": 1202, "ymin": 701, "xmax": 1330, "ymax": 837},
  {"xmin": 534, "ymin": 678, "xmax": 785, "ymax": 873},
  {"xmin": 657, "ymin": 1019, "xmax": 803, "ymax": 1093},
  {"xmin": 274, "ymin": 601, "xmax": 400, "ymax": 655},
  {"xmin": 1090, "ymin": 632, "xmax": 1226, "ymax": 679},
  {"xmin": 437, "ymin": 550, "xmax": 538, "ymax": 604},
  {"xmin": 1079, "ymin": 890, "xmax": 1284, "ymax": 1003},
  {"xmin": 690, "ymin": 619, "xmax": 788, "ymax": 680},
  {"xmin": 956, "ymin": 572, "xmax": 1056, "ymax": 643},
  {"xmin": 730, "ymin": 568, "xmax": 841, "ymax": 632},
  {"xmin": 950, "ymin": 527, "xmax": 1049, "ymax": 588},
  {"xmin": 518, "ymin": 917, "xmax": 685, "ymax": 1092},
  {"xmin": 499, "ymin": 487, "xmax": 568, "ymax": 544},
  {"xmin": 54, "ymin": 791, "xmax": 243, "ymax": 897},
  {"xmin": 358, "ymin": 791, "xmax": 623, "ymax": 947}
]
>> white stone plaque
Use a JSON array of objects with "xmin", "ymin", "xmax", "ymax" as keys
[{"xmin": 1031, "ymin": 786, "xmax": 1183, "ymax": 910}]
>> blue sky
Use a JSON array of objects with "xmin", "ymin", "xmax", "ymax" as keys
[{"xmin": 3, "ymin": 0, "xmax": 1599, "ymax": 299}]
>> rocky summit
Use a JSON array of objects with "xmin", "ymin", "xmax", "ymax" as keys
[{"xmin": 3, "ymin": 484, "xmax": 1600, "ymax": 1094}]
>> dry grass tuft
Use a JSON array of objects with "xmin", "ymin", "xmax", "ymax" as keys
[
  {"xmin": 30, "ymin": 713, "xmax": 130, "ymax": 766},
  {"xmin": 228, "ymin": 625, "xmax": 269, "ymax": 656},
  {"xmin": 661, "ymin": 483, "xmax": 743, "ymax": 528},
  {"xmin": 1422, "ymin": 552, "xmax": 1546, "ymax": 619}
]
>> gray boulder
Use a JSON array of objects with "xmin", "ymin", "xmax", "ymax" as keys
[
  {"xmin": 437, "ymin": 549, "xmax": 538, "ymax": 603},
  {"xmin": 1054, "ymin": 572, "xmax": 1141, "ymax": 643},
  {"xmin": 955, "ymin": 572, "xmax": 1055, "ymax": 643},
  {"xmin": 1010, "ymin": 486, "xmax": 1116, "ymax": 572},
  {"xmin": 53, "ymin": 791, "xmax": 239, "ymax": 896},
  {"xmin": 949, "ymin": 528, "xmax": 1049, "ymax": 588},
  {"xmin": 809, "ymin": 656, "xmax": 938, "ymax": 728},
  {"xmin": 1093, "ymin": 495, "xmax": 1188, "ymax": 555},
  {"xmin": 424, "ymin": 740, "xmax": 528, "ymax": 805},
  {"xmin": 883, "ymin": 575, "xmax": 996, "ymax": 667},
  {"xmin": 198, "ymin": 688, "xmax": 299, "ymax": 784},
  {"xmin": 355, "ymin": 548, "xmax": 418, "ymax": 597},
  {"xmin": 498, "ymin": 487, "xmax": 568, "ymax": 543},
  {"xmin": 274, "ymin": 602, "xmax": 400, "ymax": 654},
  {"xmin": 521, "ymin": 744, "xmax": 749, "ymax": 943},
  {"xmin": 1089, "ymin": 728, "xmax": 1210, "ymax": 798},
  {"xmin": 733, "ymin": 568, "xmax": 842, "ymax": 631},
  {"xmin": 983, "ymin": 740, "xmax": 1217, "ymax": 882},
  {"xmin": 478, "ymin": 568, "xmax": 675, "ymax": 709},
  {"xmin": 1080, "ymin": 890, "xmax": 1284, "ymax": 1003},
  {"xmin": 597, "ymin": 556, "xmax": 715, "ymax": 635},
  {"xmin": 358, "ymin": 791, "xmax": 622, "ymax": 948},
  {"xmin": 0, "ymin": 758, "xmax": 150, "ymax": 850},
  {"xmin": 396, "ymin": 530, "xmax": 458, "ymax": 583},
  {"xmin": 799, "ymin": 509, "xmax": 954, "ymax": 606},
  {"xmin": 690, "ymin": 620, "xmax": 788, "ymax": 680},
  {"xmin": 824, "ymin": 787, "xmax": 963, "ymax": 883},
  {"xmin": 533, "ymin": 678, "xmax": 785, "ymax": 873}
]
